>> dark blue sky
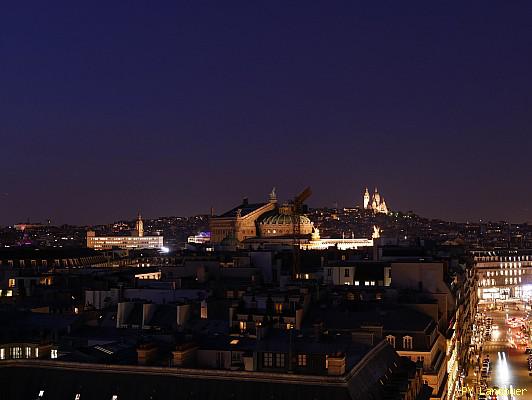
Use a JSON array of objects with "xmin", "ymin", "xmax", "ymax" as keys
[{"xmin": 1, "ymin": 1, "xmax": 531, "ymax": 225}]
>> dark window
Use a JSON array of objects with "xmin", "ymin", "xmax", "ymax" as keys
[
  {"xmin": 275, "ymin": 353, "xmax": 285, "ymax": 368},
  {"xmin": 263, "ymin": 352, "xmax": 273, "ymax": 367}
]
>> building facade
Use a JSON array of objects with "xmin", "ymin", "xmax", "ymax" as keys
[
  {"xmin": 86, "ymin": 214, "xmax": 164, "ymax": 250},
  {"xmin": 473, "ymin": 250, "xmax": 532, "ymax": 300}
]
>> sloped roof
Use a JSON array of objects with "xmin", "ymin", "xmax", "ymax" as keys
[
  {"xmin": 0, "ymin": 365, "xmax": 350, "ymax": 400},
  {"xmin": 219, "ymin": 203, "xmax": 268, "ymax": 218}
]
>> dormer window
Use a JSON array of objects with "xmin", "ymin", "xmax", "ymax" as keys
[
  {"xmin": 403, "ymin": 336, "xmax": 413, "ymax": 350},
  {"xmin": 386, "ymin": 335, "xmax": 396, "ymax": 348}
]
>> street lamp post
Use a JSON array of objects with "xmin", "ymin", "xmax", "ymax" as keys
[{"xmin": 288, "ymin": 323, "xmax": 294, "ymax": 373}]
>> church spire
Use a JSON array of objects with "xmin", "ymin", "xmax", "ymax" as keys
[
  {"xmin": 135, "ymin": 212, "xmax": 144, "ymax": 237},
  {"xmin": 363, "ymin": 187, "xmax": 370, "ymax": 209}
]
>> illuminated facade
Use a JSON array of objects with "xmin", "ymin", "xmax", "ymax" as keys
[
  {"xmin": 363, "ymin": 187, "xmax": 389, "ymax": 214},
  {"xmin": 187, "ymin": 232, "xmax": 211, "ymax": 244},
  {"xmin": 211, "ymin": 189, "xmax": 373, "ymax": 250},
  {"xmin": 301, "ymin": 230, "xmax": 373, "ymax": 250},
  {"xmin": 473, "ymin": 250, "xmax": 532, "ymax": 300},
  {"xmin": 86, "ymin": 214, "xmax": 164, "ymax": 250},
  {"xmin": 209, "ymin": 190, "xmax": 278, "ymax": 244},
  {"xmin": 134, "ymin": 213, "xmax": 144, "ymax": 237},
  {"xmin": 210, "ymin": 189, "xmax": 314, "ymax": 244}
]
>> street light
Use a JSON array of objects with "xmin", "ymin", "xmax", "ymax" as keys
[{"xmin": 287, "ymin": 323, "xmax": 294, "ymax": 373}]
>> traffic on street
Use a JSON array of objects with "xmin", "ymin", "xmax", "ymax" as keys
[{"xmin": 462, "ymin": 299, "xmax": 532, "ymax": 399}]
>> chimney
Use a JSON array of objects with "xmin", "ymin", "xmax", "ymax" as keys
[
  {"xmin": 243, "ymin": 197, "xmax": 249, "ymax": 205},
  {"xmin": 229, "ymin": 305, "xmax": 236, "ymax": 328},
  {"xmin": 137, "ymin": 342, "xmax": 158, "ymax": 366},
  {"xmin": 313, "ymin": 321, "xmax": 324, "ymax": 342},
  {"xmin": 327, "ymin": 353, "xmax": 346, "ymax": 376}
]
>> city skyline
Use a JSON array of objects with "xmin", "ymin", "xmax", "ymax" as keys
[
  {"xmin": 2, "ymin": 3, "xmax": 532, "ymax": 399},
  {"xmin": 2, "ymin": 1, "xmax": 531, "ymax": 225},
  {"xmin": 2, "ymin": 184, "xmax": 528, "ymax": 228}
]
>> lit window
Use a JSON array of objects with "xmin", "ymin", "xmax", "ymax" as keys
[
  {"xmin": 354, "ymin": 281, "xmax": 360, "ymax": 286},
  {"xmin": 403, "ymin": 336, "xmax": 413, "ymax": 350},
  {"xmin": 0, "ymin": 348, "xmax": 4, "ymax": 360},
  {"xmin": 386, "ymin": 335, "xmax": 396, "ymax": 348},
  {"xmin": 365, "ymin": 281, "xmax": 370, "ymax": 286},
  {"xmin": 8, "ymin": 279, "xmax": 15, "ymax": 288},
  {"xmin": 297, "ymin": 354, "xmax": 307, "ymax": 367},
  {"xmin": 38, "ymin": 391, "xmax": 44, "ymax": 398},
  {"xmin": 370, "ymin": 281, "xmax": 376, "ymax": 286},
  {"xmin": 51, "ymin": 349, "xmax": 58, "ymax": 359},
  {"xmin": 12, "ymin": 347, "xmax": 22, "ymax": 359}
]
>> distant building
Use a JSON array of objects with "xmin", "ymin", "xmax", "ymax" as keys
[
  {"xmin": 211, "ymin": 189, "xmax": 373, "ymax": 250},
  {"xmin": 133, "ymin": 213, "xmax": 144, "ymax": 237},
  {"xmin": 13, "ymin": 222, "xmax": 45, "ymax": 231},
  {"xmin": 187, "ymin": 231, "xmax": 211, "ymax": 244},
  {"xmin": 209, "ymin": 189, "xmax": 278, "ymax": 244},
  {"xmin": 86, "ymin": 214, "xmax": 164, "ymax": 250},
  {"xmin": 363, "ymin": 187, "xmax": 389, "ymax": 214}
]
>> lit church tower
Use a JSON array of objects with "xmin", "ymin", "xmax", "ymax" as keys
[
  {"xmin": 362, "ymin": 186, "xmax": 390, "ymax": 214},
  {"xmin": 363, "ymin": 188, "xmax": 370, "ymax": 209},
  {"xmin": 373, "ymin": 187, "xmax": 381, "ymax": 205},
  {"xmin": 380, "ymin": 198, "xmax": 388, "ymax": 214},
  {"xmin": 135, "ymin": 213, "xmax": 144, "ymax": 237}
]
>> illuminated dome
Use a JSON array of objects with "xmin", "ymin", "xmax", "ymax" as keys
[
  {"xmin": 258, "ymin": 204, "xmax": 314, "ymax": 237},
  {"xmin": 260, "ymin": 214, "xmax": 311, "ymax": 226}
]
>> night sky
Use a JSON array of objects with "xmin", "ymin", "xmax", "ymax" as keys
[{"xmin": 1, "ymin": 1, "xmax": 531, "ymax": 226}]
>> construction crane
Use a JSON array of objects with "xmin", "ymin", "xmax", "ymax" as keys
[{"xmin": 291, "ymin": 186, "xmax": 312, "ymax": 279}]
